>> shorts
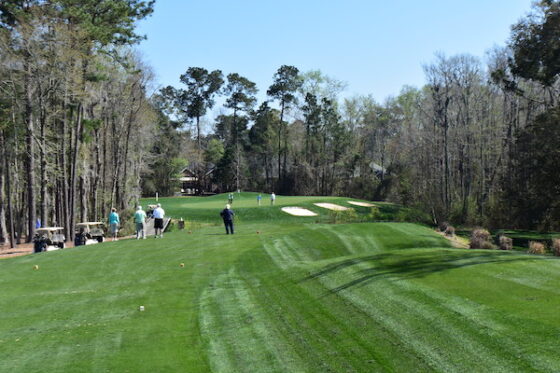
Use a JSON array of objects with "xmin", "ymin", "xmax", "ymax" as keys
[
  {"xmin": 154, "ymin": 218, "xmax": 164, "ymax": 229},
  {"xmin": 110, "ymin": 223, "xmax": 119, "ymax": 234}
]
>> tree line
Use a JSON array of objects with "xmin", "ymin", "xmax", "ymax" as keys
[
  {"xmin": 150, "ymin": 1, "xmax": 560, "ymax": 231},
  {"xmin": 0, "ymin": 0, "xmax": 157, "ymax": 246},
  {"xmin": 1, "ymin": 1, "xmax": 558, "ymax": 248}
]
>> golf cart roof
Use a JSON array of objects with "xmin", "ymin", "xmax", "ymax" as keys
[
  {"xmin": 36, "ymin": 227, "xmax": 64, "ymax": 232},
  {"xmin": 76, "ymin": 222, "xmax": 103, "ymax": 226}
]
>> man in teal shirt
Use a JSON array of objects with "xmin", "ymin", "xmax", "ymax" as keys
[
  {"xmin": 108, "ymin": 208, "xmax": 120, "ymax": 241},
  {"xmin": 134, "ymin": 206, "xmax": 147, "ymax": 239}
]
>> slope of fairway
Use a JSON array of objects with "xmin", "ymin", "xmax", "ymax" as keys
[{"xmin": 2, "ymin": 194, "xmax": 560, "ymax": 372}]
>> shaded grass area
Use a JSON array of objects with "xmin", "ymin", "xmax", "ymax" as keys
[{"xmin": 2, "ymin": 194, "xmax": 560, "ymax": 372}]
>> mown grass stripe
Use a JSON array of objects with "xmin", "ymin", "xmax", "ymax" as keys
[{"xmin": 199, "ymin": 268, "xmax": 305, "ymax": 373}]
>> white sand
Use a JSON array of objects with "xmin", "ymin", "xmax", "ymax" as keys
[
  {"xmin": 347, "ymin": 201, "xmax": 376, "ymax": 207},
  {"xmin": 281, "ymin": 207, "xmax": 318, "ymax": 216},
  {"xmin": 313, "ymin": 203, "xmax": 349, "ymax": 211}
]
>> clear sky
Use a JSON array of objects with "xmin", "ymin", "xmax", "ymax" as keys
[{"xmin": 136, "ymin": 0, "xmax": 533, "ymax": 104}]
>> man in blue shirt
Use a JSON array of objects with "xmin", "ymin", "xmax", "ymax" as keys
[{"xmin": 220, "ymin": 204, "xmax": 235, "ymax": 234}]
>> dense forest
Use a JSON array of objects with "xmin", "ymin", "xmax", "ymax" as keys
[{"xmin": 1, "ymin": 0, "xmax": 559, "ymax": 247}]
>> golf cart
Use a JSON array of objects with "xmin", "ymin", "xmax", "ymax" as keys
[
  {"xmin": 146, "ymin": 204, "xmax": 157, "ymax": 219},
  {"xmin": 75, "ymin": 222, "xmax": 105, "ymax": 246},
  {"xmin": 34, "ymin": 227, "xmax": 65, "ymax": 253}
]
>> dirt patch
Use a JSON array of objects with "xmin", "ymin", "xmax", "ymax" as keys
[
  {"xmin": 347, "ymin": 201, "xmax": 376, "ymax": 207},
  {"xmin": 313, "ymin": 203, "xmax": 349, "ymax": 211},
  {"xmin": 281, "ymin": 207, "xmax": 318, "ymax": 216},
  {"xmin": 436, "ymin": 231, "xmax": 469, "ymax": 249},
  {"xmin": 0, "ymin": 241, "xmax": 76, "ymax": 259}
]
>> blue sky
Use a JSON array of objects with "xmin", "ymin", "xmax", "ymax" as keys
[{"xmin": 136, "ymin": 0, "xmax": 533, "ymax": 103}]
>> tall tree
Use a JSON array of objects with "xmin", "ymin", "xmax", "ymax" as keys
[
  {"xmin": 224, "ymin": 73, "xmax": 257, "ymax": 191},
  {"xmin": 177, "ymin": 67, "xmax": 224, "ymax": 152},
  {"xmin": 267, "ymin": 65, "xmax": 302, "ymax": 189}
]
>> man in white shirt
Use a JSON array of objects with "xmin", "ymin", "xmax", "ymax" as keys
[{"xmin": 153, "ymin": 203, "xmax": 165, "ymax": 238}]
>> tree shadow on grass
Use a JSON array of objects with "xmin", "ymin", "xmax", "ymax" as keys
[{"xmin": 302, "ymin": 250, "xmax": 543, "ymax": 294}]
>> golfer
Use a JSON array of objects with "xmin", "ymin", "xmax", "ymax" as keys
[
  {"xmin": 257, "ymin": 194, "xmax": 262, "ymax": 206},
  {"xmin": 108, "ymin": 208, "xmax": 120, "ymax": 241},
  {"xmin": 153, "ymin": 203, "xmax": 165, "ymax": 238},
  {"xmin": 220, "ymin": 204, "xmax": 235, "ymax": 235},
  {"xmin": 134, "ymin": 206, "xmax": 147, "ymax": 239},
  {"xmin": 270, "ymin": 192, "xmax": 276, "ymax": 206},
  {"xmin": 228, "ymin": 192, "xmax": 234, "ymax": 205}
]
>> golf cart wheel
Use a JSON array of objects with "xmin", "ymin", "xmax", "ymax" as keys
[
  {"xmin": 97, "ymin": 236, "xmax": 104, "ymax": 243},
  {"xmin": 58, "ymin": 242, "xmax": 65, "ymax": 249}
]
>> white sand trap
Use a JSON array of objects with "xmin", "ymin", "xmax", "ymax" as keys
[
  {"xmin": 347, "ymin": 201, "xmax": 376, "ymax": 207},
  {"xmin": 281, "ymin": 207, "xmax": 318, "ymax": 216},
  {"xmin": 314, "ymin": 203, "xmax": 349, "ymax": 211}
]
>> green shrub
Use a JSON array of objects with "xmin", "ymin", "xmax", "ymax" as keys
[
  {"xmin": 366, "ymin": 207, "xmax": 382, "ymax": 221},
  {"xmin": 396, "ymin": 207, "xmax": 432, "ymax": 225},
  {"xmin": 329, "ymin": 208, "xmax": 358, "ymax": 224},
  {"xmin": 117, "ymin": 208, "xmax": 136, "ymax": 237}
]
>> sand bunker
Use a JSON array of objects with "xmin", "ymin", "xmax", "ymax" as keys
[
  {"xmin": 347, "ymin": 201, "xmax": 376, "ymax": 207},
  {"xmin": 281, "ymin": 207, "xmax": 318, "ymax": 216},
  {"xmin": 313, "ymin": 203, "xmax": 349, "ymax": 211}
]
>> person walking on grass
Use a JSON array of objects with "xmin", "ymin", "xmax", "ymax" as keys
[
  {"xmin": 228, "ymin": 192, "xmax": 234, "ymax": 205},
  {"xmin": 257, "ymin": 194, "xmax": 262, "ymax": 206},
  {"xmin": 153, "ymin": 203, "xmax": 165, "ymax": 238},
  {"xmin": 134, "ymin": 206, "xmax": 147, "ymax": 239},
  {"xmin": 220, "ymin": 204, "xmax": 235, "ymax": 235},
  {"xmin": 108, "ymin": 208, "xmax": 120, "ymax": 241},
  {"xmin": 270, "ymin": 192, "xmax": 276, "ymax": 206}
]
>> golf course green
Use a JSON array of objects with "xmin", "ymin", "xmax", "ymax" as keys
[{"xmin": 1, "ymin": 193, "xmax": 560, "ymax": 372}]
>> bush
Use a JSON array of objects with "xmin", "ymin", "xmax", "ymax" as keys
[
  {"xmin": 498, "ymin": 235, "xmax": 513, "ymax": 250},
  {"xmin": 444, "ymin": 225, "xmax": 455, "ymax": 237},
  {"xmin": 528, "ymin": 241, "xmax": 546, "ymax": 255},
  {"xmin": 367, "ymin": 207, "xmax": 382, "ymax": 221},
  {"xmin": 117, "ymin": 208, "xmax": 136, "ymax": 237},
  {"xmin": 470, "ymin": 228, "xmax": 496, "ymax": 249},
  {"xmin": 439, "ymin": 222, "xmax": 450, "ymax": 232},
  {"xmin": 551, "ymin": 238, "xmax": 560, "ymax": 256},
  {"xmin": 395, "ymin": 208, "xmax": 432, "ymax": 225},
  {"xmin": 329, "ymin": 208, "xmax": 358, "ymax": 224}
]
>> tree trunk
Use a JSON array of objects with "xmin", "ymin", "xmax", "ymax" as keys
[
  {"xmin": 3, "ymin": 135, "xmax": 15, "ymax": 249},
  {"xmin": 24, "ymin": 58, "xmax": 36, "ymax": 242}
]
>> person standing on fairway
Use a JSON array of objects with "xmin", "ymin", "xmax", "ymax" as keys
[
  {"xmin": 257, "ymin": 194, "xmax": 262, "ymax": 206},
  {"xmin": 228, "ymin": 192, "xmax": 234, "ymax": 205},
  {"xmin": 153, "ymin": 203, "xmax": 165, "ymax": 238},
  {"xmin": 134, "ymin": 206, "xmax": 147, "ymax": 239},
  {"xmin": 108, "ymin": 208, "xmax": 120, "ymax": 241},
  {"xmin": 220, "ymin": 204, "xmax": 235, "ymax": 234},
  {"xmin": 270, "ymin": 192, "xmax": 276, "ymax": 206}
]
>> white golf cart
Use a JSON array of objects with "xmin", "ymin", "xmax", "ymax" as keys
[
  {"xmin": 75, "ymin": 222, "xmax": 105, "ymax": 246},
  {"xmin": 33, "ymin": 227, "xmax": 65, "ymax": 253}
]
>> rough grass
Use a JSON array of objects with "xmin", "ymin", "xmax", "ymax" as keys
[{"xmin": 2, "ymin": 193, "xmax": 560, "ymax": 372}]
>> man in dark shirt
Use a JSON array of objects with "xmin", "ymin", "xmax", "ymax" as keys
[{"xmin": 220, "ymin": 204, "xmax": 235, "ymax": 234}]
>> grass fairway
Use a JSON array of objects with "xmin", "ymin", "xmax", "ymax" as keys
[{"xmin": 2, "ymin": 193, "xmax": 560, "ymax": 372}]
